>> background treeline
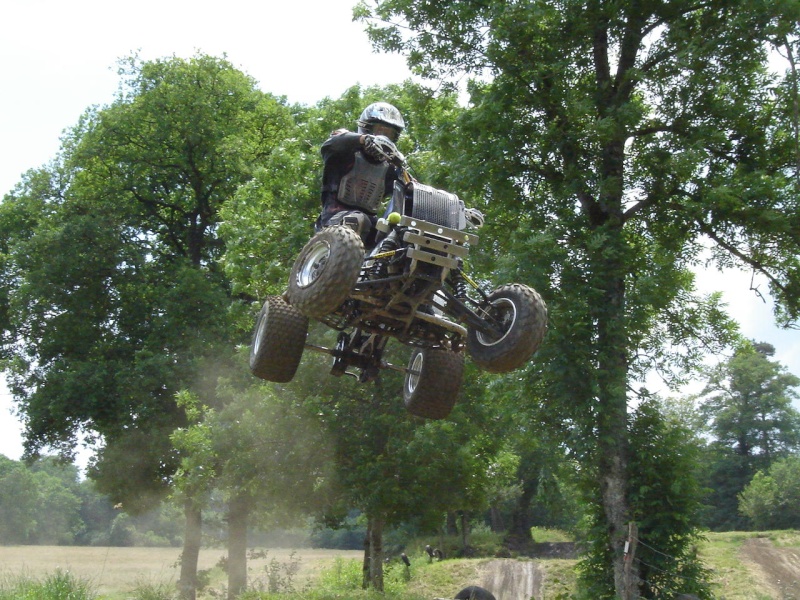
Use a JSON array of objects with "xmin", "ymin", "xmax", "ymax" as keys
[
  {"xmin": 3, "ymin": 338, "xmax": 800, "ymax": 550},
  {"xmin": 0, "ymin": 455, "xmax": 182, "ymax": 546}
]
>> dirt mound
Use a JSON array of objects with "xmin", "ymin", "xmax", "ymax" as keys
[
  {"xmin": 740, "ymin": 537, "xmax": 800, "ymax": 598},
  {"xmin": 477, "ymin": 559, "xmax": 543, "ymax": 600},
  {"xmin": 529, "ymin": 542, "xmax": 578, "ymax": 559}
]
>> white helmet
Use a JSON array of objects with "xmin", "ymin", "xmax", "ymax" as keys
[{"xmin": 357, "ymin": 102, "xmax": 405, "ymax": 140}]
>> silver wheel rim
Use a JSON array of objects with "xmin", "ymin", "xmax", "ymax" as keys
[
  {"xmin": 477, "ymin": 298, "xmax": 516, "ymax": 346},
  {"xmin": 296, "ymin": 241, "xmax": 331, "ymax": 288},
  {"xmin": 406, "ymin": 351, "xmax": 424, "ymax": 395},
  {"xmin": 253, "ymin": 306, "xmax": 268, "ymax": 356}
]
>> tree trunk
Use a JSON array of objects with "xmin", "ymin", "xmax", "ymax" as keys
[
  {"xmin": 504, "ymin": 474, "xmax": 537, "ymax": 551},
  {"xmin": 178, "ymin": 499, "xmax": 202, "ymax": 600},
  {"xmin": 369, "ymin": 516, "xmax": 385, "ymax": 592},
  {"xmin": 489, "ymin": 506, "xmax": 504, "ymax": 533},
  {"xmin": 459, "ymin": 511, "xmax": 469, "ymax": 553},
  {"xmin": 227, "ymin": 494, "xmax": 250, "ymax": 599},
  {"xmin": 362, "ymin": 523, "xmax": 371, "ymax": 590},
  {"xmin": 446, "ymin": 511, "xmax": 459, "ymax": 536},
  {"xmin": 594, "ymin": 239, "xmax": 637, "ymax": 598}
]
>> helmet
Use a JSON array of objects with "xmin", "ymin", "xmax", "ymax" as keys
[{"xmin": 357, "ymin": 102, "xmax": 405, "ymax": 140}]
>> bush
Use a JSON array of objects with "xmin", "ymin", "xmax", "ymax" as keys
[
  {"xmin": 130, "ymin": 577, "xmax": 177, "ymax": 600},
  {"xmin": 0, "ymin": 570, "xmax": 95, "ymax": 600},
  {"xmin": 739, "ymin": 456, "xmax": 800, "ymax": 529}
]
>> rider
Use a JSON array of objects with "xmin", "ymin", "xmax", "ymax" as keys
[{"xmin": 315, "ymin": 101, "xmax": 405, "ymax": 250}]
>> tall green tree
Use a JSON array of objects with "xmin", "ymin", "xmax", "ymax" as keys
[
  {"xmin": 699, "ymin": 341, "xmax": 800, "ymax": 529},
  {"xmin": 0, "ymin": 455, "xmax": 39, "ymax": 543},
  {"xmin": 221, "ymin": 82, "xmax": 502, "ymax": 592},
  {"xmin": 172, "ymin": 378, "xmax": 335, "ymax": 599},
  {"xmin": 0, "ymin": 53, "xmax": 295, "ymax": 598},
  {"xmin": 0, "ymin": 455, "xmax": 84, "ymax": 545},
  {"xmin": 359, "ymin": 1, "xmax": 800, "ymax": 597}
]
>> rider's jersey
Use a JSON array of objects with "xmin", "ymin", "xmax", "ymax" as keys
[
  {"xmin": 336, "ymin": 153, "xmax": 390, "ymax": 213},
  {"xmin": 319, "ymin": 131, "xmax": 397, "ymax": 218}
]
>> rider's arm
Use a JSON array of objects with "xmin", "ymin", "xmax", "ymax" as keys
[{"xmin": 321, "ymin": 131, "xmax": 365, "ymax": 162}]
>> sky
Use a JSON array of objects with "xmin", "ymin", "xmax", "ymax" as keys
[{"xmin": 1, "ymin": 0, "xmax": 798, "ymax": 463}]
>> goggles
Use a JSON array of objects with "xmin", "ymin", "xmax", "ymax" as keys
[{"xmin": 371, "ymin": 123, "xmax": 401, "ymax": 142}]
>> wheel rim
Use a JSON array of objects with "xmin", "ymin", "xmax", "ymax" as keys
[
  {"xmin": 406, "ymin": 350, "xmax": 424, "ymax": 395},
  {"xmin": 296, "ymin": 241, "xmax": 331, "ymax": 288},
  {"xmin": 252, "ymin": 306, "xmax": 268, "ymax": 355},
  {"xmin": 476, "ymin": 298, "xmax": 517, "ymax": 346}
]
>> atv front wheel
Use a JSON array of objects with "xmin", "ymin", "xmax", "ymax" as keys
[
  {"xmin": 467, "ymin": 284, "xmax": 547, "ymax": 373},
  {"xmin": 403, "ymin": 347, "xmax": 464, "ymax": 419},
  {"xmin": 249, "ymin": 296, "xmax": 309, "ymax": 382},
  {"xmin": 288, "ymin": 225, "xmax": 365, "ymax": 318}
]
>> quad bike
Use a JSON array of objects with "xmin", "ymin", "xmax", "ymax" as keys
[{"xmin": 249, "ymin": 136, "xmax": 547, "ymax": 419}]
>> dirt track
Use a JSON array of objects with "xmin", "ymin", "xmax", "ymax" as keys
[{"xmin": 740, "ymin": 537, "xmax": 800, "ymax": 599}]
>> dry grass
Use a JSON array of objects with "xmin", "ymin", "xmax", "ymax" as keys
[{"xmin": 0, "ymin": 546, "xmax": 361, "ymax": 598}]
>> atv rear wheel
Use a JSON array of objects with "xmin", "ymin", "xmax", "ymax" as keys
[
  {"xmin": 467, "ymin": 283, "xmax": 547, "ymax": 373},
  {"xmin": 403, "ymin": 347, "xmax": 464, "ymax": 420},
  {"xmin": 249, "ymin": 296, "xmax": 308, "ymax": 382},
  {"xmin": 288, "ymin": 225, "xmax": 365, "ymax": 318}
]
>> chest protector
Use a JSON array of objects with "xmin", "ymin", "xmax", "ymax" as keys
[{"xmin": 337, "ymin": 153, "xmax": 389, "ymax": 214}]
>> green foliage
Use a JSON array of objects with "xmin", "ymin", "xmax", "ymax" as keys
[
  {"xmin": 0, "ymin": 455, "xmax": 87, "ymax": 544},
  {"xmin": 128, "ymin": 577, "xmax": 177, "ymax": 600},
  {"xmin": 578, "ymin": 398, "xmax": 712, "ymax": 598},
  {"xmin": 0, "ymin": 570, "xmax": 95, "ymax": 600},
  {"xmin": 739, "ymin": 456, "xmax": 800, "ymax": 530},
  {"xmin": 359, "ymin": 0, "xmax": 800, "ymax": 594},
  {"xmin": 699, "ymin": 341, "xmax": 800, "ymax": 529},
  {"xmin": 0, "ymin": 455, "xmax": 39, "ymax": 543},
  {"xmin": 0, "ymin": 53, "xmax": 302, "ymax": 532},
  {"xmin": 701, "ymin": 342, "xmax": 800, "ymax": 462}
]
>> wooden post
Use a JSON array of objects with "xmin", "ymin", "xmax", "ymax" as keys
[{"xmin": 622, "ymin": 521, "xmax": 639, "ymax": 599}]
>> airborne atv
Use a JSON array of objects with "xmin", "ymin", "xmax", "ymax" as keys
[{"xmin": 249, "ymin": 137, "xmax": 547, "ymax": 419}]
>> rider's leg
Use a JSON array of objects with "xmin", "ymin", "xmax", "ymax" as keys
[{"xmin": 323, "ymin": 210, "xmax": 376, "ymax": 249}]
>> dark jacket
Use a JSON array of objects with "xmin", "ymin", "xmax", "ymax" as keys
[{"xmin": 319, "ymin": 131, "xmax": 397, "ymax": 221}]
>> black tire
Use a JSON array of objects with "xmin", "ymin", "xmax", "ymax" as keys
[
  {"xmin": 467, "ymin": 283, "xmax": 547, "ymax": 373},
  {"xmin": 454, "ymin": 586, "xmax": 497, "ymax": 600},
  {"xmin": 249, "ymin": 296, "xmax": 308, "ymax": 382},
  {"xmin": 288, "ymin": 226, "xmax": 364, "ymax": 318},
  {"xmin": 403, "ymin": 347, "xmax": 464, "ymax": 420}
]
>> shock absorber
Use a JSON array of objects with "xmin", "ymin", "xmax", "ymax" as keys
[
  {"xmin": 451, "ymin": 270, "xmax": 469, "ymax": 300},
  {"xmin": 370, "ymin": 232, "xmax": 400, "ymax": 280}
]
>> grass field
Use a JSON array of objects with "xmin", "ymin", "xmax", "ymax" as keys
[
  {"xmin": 0, "ymin": 546, "xmax": 361, "ymax": 599},
  {"xmin": 1, "ymin": 531, "xmax": 798, "ymax": 599}
]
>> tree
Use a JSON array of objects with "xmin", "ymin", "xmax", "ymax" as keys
[
  {"xmin": 172, "ymin": 378, "xmax": 335, "ymax": 599},
  {"xmin": 0, "ymin": 53, "xmax": 296, "ymax": 599},
  {"xmin": 28, "ymin": 458, "xmax": 84, "ymax": 544},
  {"xmin": 739, "ymin": 455, "xmax": 800, "ymax": 530},
  {"xmin": 0, "ymin": 455, "xmax": 39, "ymax": 543},
  {"xmin": 221, "ymin": 82, "xmax": 507, "ymax": 592},
  {"xmin": 0, "ymin": 455, "xmax": 85, "ymax": 545},
  {"xmin": 699, "ymin": 341, "xmax": 800, "ymax": 529},
  {"xmin": 359, "ymin": 1, "xmax": 800, "ymax": 597},
  {"xmin": 701, "ymin": 342, "xmax": 800, "ymax": 464}
]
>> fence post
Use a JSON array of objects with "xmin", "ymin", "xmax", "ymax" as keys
[{"xmin": 623, "ymin": 521, "xmax": 639, "ymax": 599}]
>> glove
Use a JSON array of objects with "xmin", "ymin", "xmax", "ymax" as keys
[
  {"xmin": 362, "ymin": 134, "xmax": 384, "ymax": 160},
  {"xmin": 362, "ymin": 134, "xmax": 397, "ymax": 162}
]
